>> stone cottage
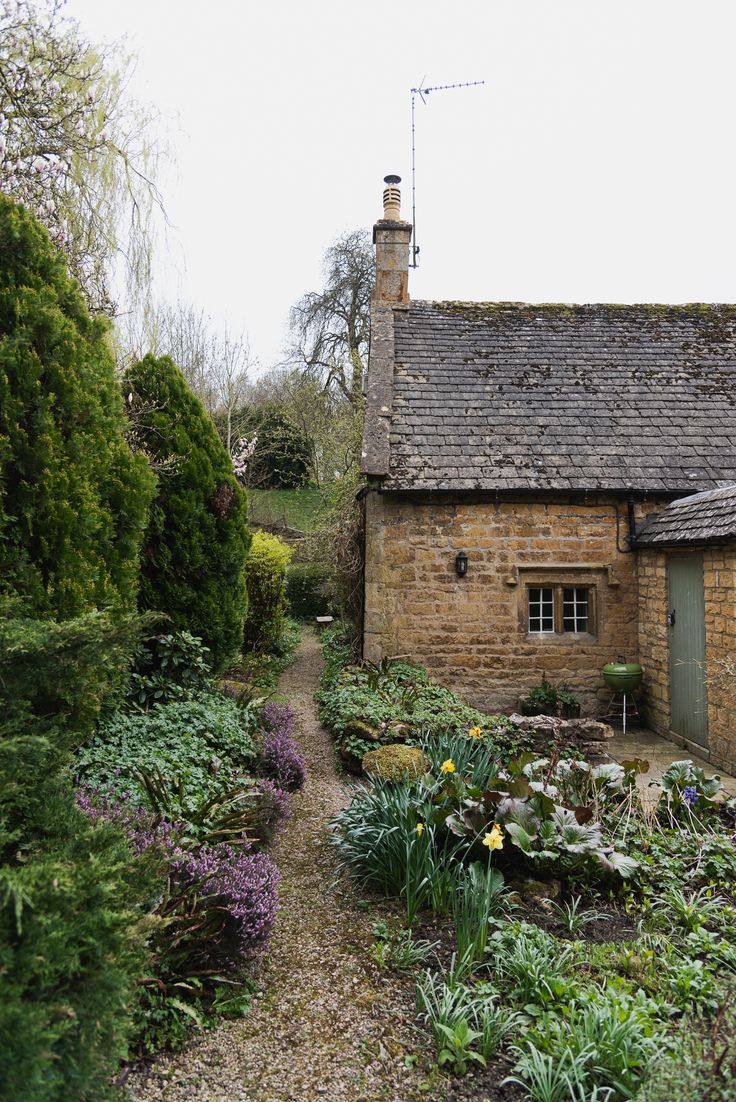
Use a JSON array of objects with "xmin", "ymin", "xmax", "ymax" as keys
[{"xmin": 361, "ymin": 176, "xmax": 736, "ymax": 769}]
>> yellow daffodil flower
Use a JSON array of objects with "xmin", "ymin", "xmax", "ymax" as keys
[
  {"xmin": 482, "ymin": 825, "xmax": 504, "ymax": 851},
  {"xmin": 416, "ymin": 822, "xmax": 424, "ymax": 837},
  {"xmin": 468, "ymin": 726, "xmax": 482, "ymax": 739},
  {"xmin": 440, "ymin": 759, "xmax": 456, "ymax": 774}
]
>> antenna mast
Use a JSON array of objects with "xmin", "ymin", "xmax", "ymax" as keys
[{"xmin": 410, "ymin": 78, "xmax": 485, "ymax": 268}]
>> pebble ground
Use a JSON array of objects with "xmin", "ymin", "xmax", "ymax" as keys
[{"xmin": 126, "ymin": 629, "xmax": 445, "ymax": 1102}]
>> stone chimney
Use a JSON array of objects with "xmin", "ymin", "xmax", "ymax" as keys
[{"xmin": 372, "ymin": 175, "xmax": 412, "ymax": 307}]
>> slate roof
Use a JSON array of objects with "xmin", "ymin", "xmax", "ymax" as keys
[
  {"xmin": 382, "ymin": 301, "xmax": 736, "ymax": 492},
  {"xmin": 635, "ymin": 484, "xmax": 736, "ymax": 546}
]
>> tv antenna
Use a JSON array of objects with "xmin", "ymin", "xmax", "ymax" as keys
[{"xmin": 410, "ymin": 78, "xmax": 485, "ymax": 268}]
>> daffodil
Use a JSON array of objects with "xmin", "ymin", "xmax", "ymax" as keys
[
  {"xmin": 482, "ymin": 824, "xmax": 504, "ymax": 851},
  {"xmin": 468, "ymin": 726, "xmax": 482, "ymax": 739},
  {"xmin": 416, "ymin": 822, "xmax": 424, "ymax": 837},
  {"xmin": 440, "ymin": 759, "xmax": 456, "ymax": 774}
]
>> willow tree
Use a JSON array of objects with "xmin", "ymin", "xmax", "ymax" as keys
[{"xmin": 0, "ymin": 0, "xmax": 165, "ymax": 314}]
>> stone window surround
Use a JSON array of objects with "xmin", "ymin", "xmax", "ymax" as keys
[
  {"xmin": 524, "ymin": 583, "xmax": 597, "ymax": 639},
  {"xmin": 509, "ymin": 564, "xmax": 620, "ymax": 642}
]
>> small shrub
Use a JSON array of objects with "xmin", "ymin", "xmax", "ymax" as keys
[
  {"xmin": 285, "ymin": 562, "xmax": 330, "ymax": 619},
  {"xmin": 165, "ymin": 844, "xmax": 279, "ymax": 971},
  {"xmin": 128, "ymin": 630, "xmax": 213, "ymax": 708},
  {"xmin": 243, "ymin": 531, "xmax": 292, "ymax": 653},
  {"xmin": 259, "ymin": 702, "xmax": 306, "ymax": 793},
  {"xmin": 362, "ymin": 744, "xmax": 427, "ymax": 781}
]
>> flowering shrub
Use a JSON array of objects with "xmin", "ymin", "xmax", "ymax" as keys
[
  {"xmin": 76, "ymin": 786, "xmax": 183, "ymax": 858},
  {"xmin": 169, "ymin": 845, "xmax": 279, "ymax": 969},
  {"xmin": 259, "ymin": 703, "xmax": 306, "ymax": 792},
  {"xmin": 76, "ymin": 794, "xmax": 280, "ymax": 982}
]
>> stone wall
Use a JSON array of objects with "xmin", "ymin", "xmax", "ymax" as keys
[
  {"xmin": 638, "ymin": 545, "xmax": 736, "ymax": 772},
  {"xmin": 637, "ymin": 551, "xmax": 670, "ymax": 734},
  {"xmin": 364, "ymin": 493, "xmax": 664, "ymax": 716},
  {"xmin": 704, "ymin": 549, "xmax": 736, "ymax": 771}
]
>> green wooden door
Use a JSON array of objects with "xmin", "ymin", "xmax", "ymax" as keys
[{"xmin": 667, "ymin": 554, "xmax": 708, "ymax": 747}]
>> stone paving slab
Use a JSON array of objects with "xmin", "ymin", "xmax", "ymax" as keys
[{"xmin": 608, "ymin": 726, "xmax": 736, "ymax": 796}]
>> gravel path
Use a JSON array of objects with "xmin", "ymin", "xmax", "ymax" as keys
[{"xmin": 126, "ymin": 629, "xmax": 442, "ymax": 1102}]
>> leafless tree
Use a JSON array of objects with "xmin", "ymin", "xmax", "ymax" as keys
[
  {"xmin": 289, "ymin": 228, "xmax": 373, "ymax": 406},
  {"xmin": 117, "ymin": 301, "xmax": 253, "ymax": 445},
  {"xmin": 211, "ymin": 329, "xmax": 252, "ymax": 453}
]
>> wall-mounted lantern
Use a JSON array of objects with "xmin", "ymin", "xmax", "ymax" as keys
[{"xmin": 455, "ymin": 550, "xmax": 468, "ymax": 577}]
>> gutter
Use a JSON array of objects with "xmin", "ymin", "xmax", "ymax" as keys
[{"xmin": 359, "ymin": 485, "xmax": 695, "ymax": 504}]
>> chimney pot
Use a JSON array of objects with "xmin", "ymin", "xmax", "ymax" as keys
[
  {"xmin": 372, "ymin": 173, "xmax": 412, "ymax": 307},
  {"xmin": 382, "ymin": 174, "xmax": 402, "ymax": 220}
]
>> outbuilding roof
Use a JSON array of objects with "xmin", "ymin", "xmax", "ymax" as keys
[
  {"xmin": 378, "ymin": 301, "xmax": 736, "ymax": 493},
  {"xmin": 635, "ymin": 484, "xmax": 736, "ymax": 546}
]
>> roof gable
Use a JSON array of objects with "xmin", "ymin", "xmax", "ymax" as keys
[{"xmin": 371, "ymin": 301, "xmax": 736, "ymax": 493}]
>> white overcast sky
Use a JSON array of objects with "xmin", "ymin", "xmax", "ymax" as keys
[{"xmin": 67, "ymin": 0, "xmax": 736, "ymax": 373}]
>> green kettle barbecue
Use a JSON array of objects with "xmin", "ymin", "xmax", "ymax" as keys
[{"xmin": 602, "ymin": 660, "xmax": 643, "ymax": 692}]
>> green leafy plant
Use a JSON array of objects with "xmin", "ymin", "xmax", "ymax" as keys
[
  {"xmin": 489, "ymin": 923, "xmax": 574, "ymax": 1012},
  {"xmin": 435, "ymin": 1018, "xmax": 486, "ymax": 1075},
  {"xmin": 128, "ymin": 631, "xmax": 214, "ymax": 708},
  {"xmin": 370, "ymin": 923, "xmax": 437, "ymax": 971},
  {"xmin": 651, "ymin": 886, "xmax": 729, "ymax": 933},
  {"xmin": 76, "ymin": 693, "xmax": 258, "ymax": 805},
  {"xmin": 437, "ymin": 753, "xmax": 638, "ymax": 882},
  {"xmin": 317, "ymin": 643, "xmax": 518, "ymax": 765},
  {"xmin": 655, "ymin": 760, "xmax": 724, "ymax": 821},
  {"xmin": 521, "ymin": 676, "xmax": 580, "ymax": 718},
  {"xmin": 547, "ymin": 895, "xmax": 605, "ymax": 935},
  {"xmin": 453, "ymin": 863, "xmax": 508, "ymax": 969},
  {"xmin": 523, "ymin": 989, "xmax": 667, "ymax": 1100},
  {"xmin": 503, "ymin": 1045, "xmax": 594, "ymax": 1102},
  {"xmin": 136, "ymin": 769, "xmax": 287, "ymax": 848}
]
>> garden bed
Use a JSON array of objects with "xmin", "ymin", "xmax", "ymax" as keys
[{"xmin": 320, "ymin": 627, "xmax": 736, "ymax": 1100}]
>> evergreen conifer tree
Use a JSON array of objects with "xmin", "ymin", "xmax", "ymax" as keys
[
  {"xmin": 125, "ymin": 354, "xmax": 250, "ymax": 671},
  {"xmin": 0, "ymin": 194, "xmax": 155, "ymax": 618}
]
